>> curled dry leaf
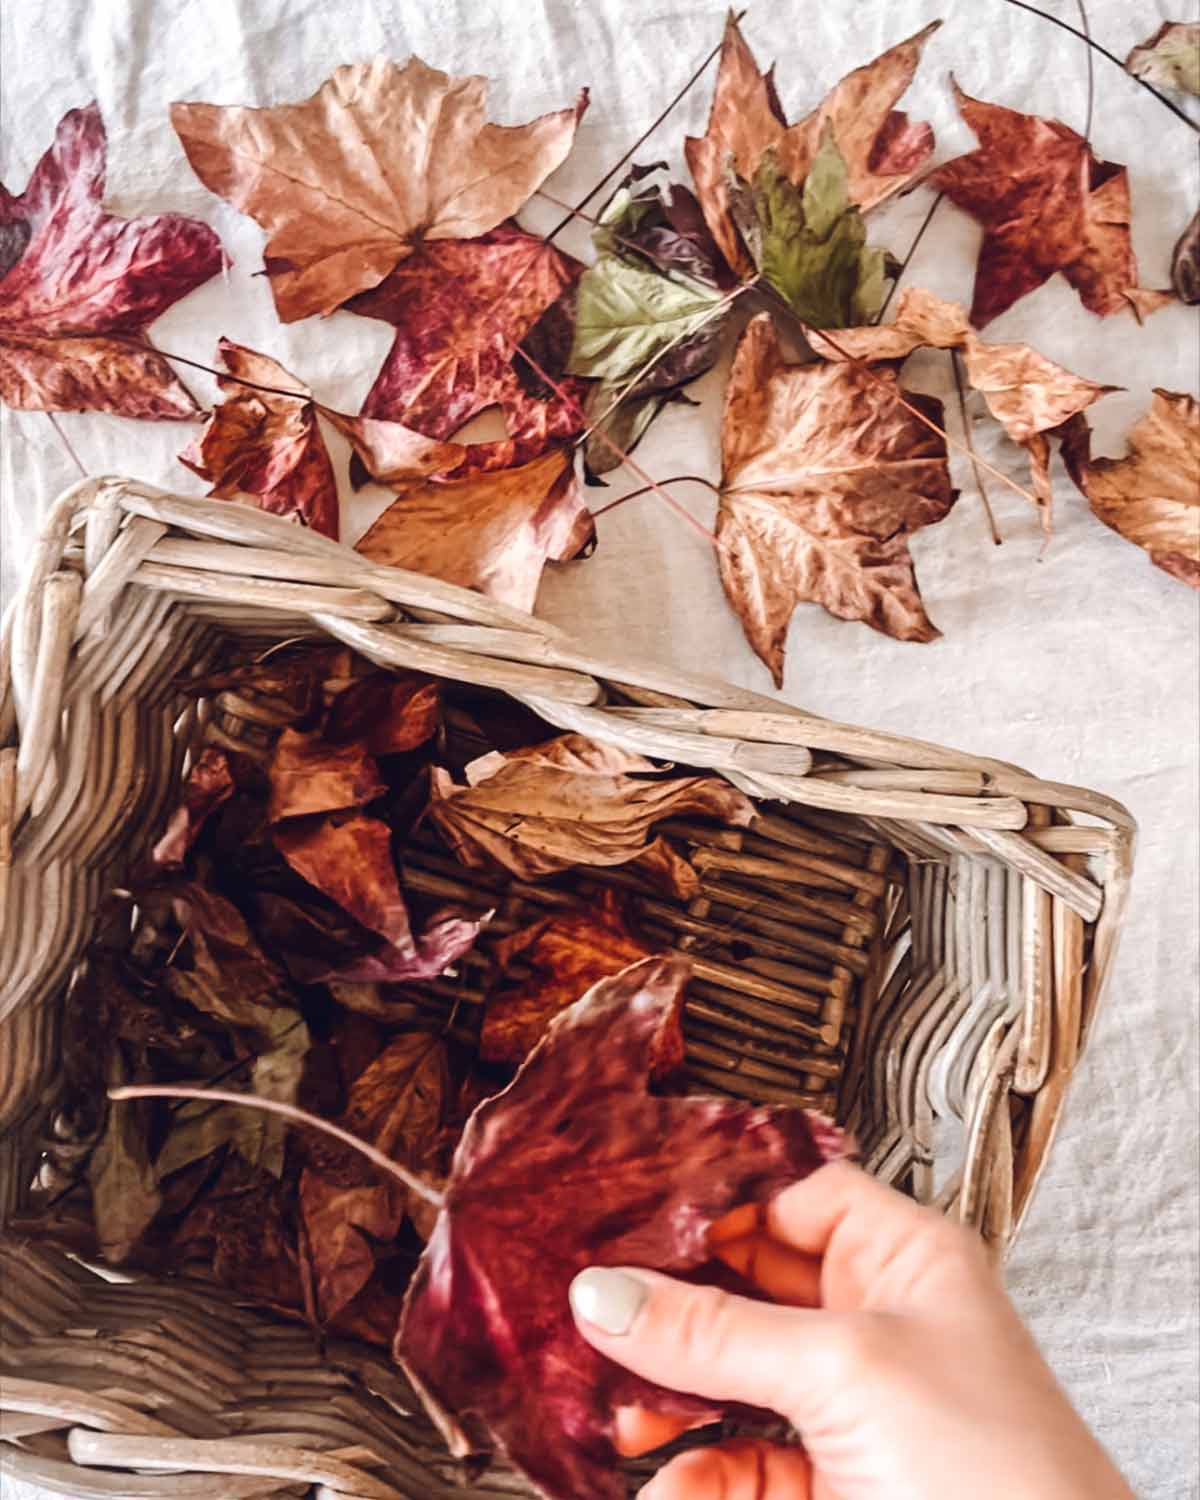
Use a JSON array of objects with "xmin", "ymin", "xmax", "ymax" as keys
[
  {"xmin": 719, "ymin": 314, "xmax": 956, "ymax": 685},
  {"xmin": 1172, "ymin": 208, "xmax": 1200, "ymax": 305},
  {"xmin": 323, "ymin": 671, "xmax": 442, "ymax": 757},
  {"xmin": 0, "ymin": 103, "xmax": 223, "ymax": 416},
  {"xmin": 172, "ymin": 59, "xmax": 586, "ymax": 321},
  {"xmin": 482, "ymin": 890, "xmax": 661, "ymax": 1068},
  {"xmin": 817, "ymin": 288, "xmax": 1116, "ymax": 527},
  {"xmin": 931, "ymin": 80, "xmax": 1171, "ymax": 328},
  {"xmin": 1125, "ymin": 22, "xmax": 1200, "ymax": 95},
  {"xmin": 88, "ymin": 1055, "xmax": 163, "ymax": 1266},
  {"xmin": 347, "ymin": 224, "xmax": 588, "ymax": 479},
  {"xmin": 301, "ymin": 1032, "xmax": 447, "ymax": 1322},
  {"xmin": 399, "ymin": 955, "xmax": 847, "ymax": 1500},
  {"xmin": 685, "ymin": 14, "xmax": 940, "ymax": 277},
  {"xmin": 428, "ymin": 732, "xmax": 754, "ymax": 899},
  {"xmin": 319, "ymin": 910, "xmax": 485, "ymax": 985},
  {"xmin": 354, "ymin": 447, "xmax": 595, "ymax": 614},
  {"xmin": 274, "ymin": 813, "xmax": 414, "ymax": 952},
  {"xmin": 1062, "ymin": 389, "xmax": 1200, "ymax": 587},
  {"xmin": 153, "ymin": 746, "xmax": 239, "ymax": 867}
]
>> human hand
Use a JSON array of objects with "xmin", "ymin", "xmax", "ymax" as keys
[{"xmin": 569, "ymin": 1161, "xmax": 1133, "ymax": 1500}]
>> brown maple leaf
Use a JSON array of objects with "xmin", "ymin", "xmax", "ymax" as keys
[
  {"xmin": 345, "ymin": 223, "xmax": 589, "ymax": 478},
  {"xmin": 428, "ymin": 733, "xmax": 754, "ymax": 900},
  {"xmin": 482, "ymin": 891, "xmax": 664, "ymax": 1068},
  {"xmin": 685, "ymin": 15, "xmax": 940, "ymax": 276},
  {"xmin": 931, "ymin": 80, "xmax": 1172, "ymax": 328},
  {"xmin": 354, "ymin": 447, "xmax": 595, "ymax": 614},
  {"xmin": 180, "ymin": 339, "xmax": 465, "ymax": 539},
  {"xmin": 398, "ymin": 954, "xmax": 847, "ymax": 1500},
  {"xmin": 1062, "ymin": 389, "xmax": 1200, "ymax": 587},
  {"xmin": 172, "ymin": 59, "xmax": 586, "ymax": 322},
  {"xmin": 0, "ymin": 103, "xmax": 223, "ymax": 416},
  {"xmin": 819, "ymin": 288, "xmax": 1116, "ymax": 527},
  {"xmin": 719, "ymin": 313, "xmax": 956, "ymax": 684}
]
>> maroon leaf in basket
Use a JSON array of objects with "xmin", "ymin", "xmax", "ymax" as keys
[
  {"xmin": 152, "ymin": 747, "xmax": 240, "ymax": 867},
  {"xmin": 344, "ymin": 223, "xmax": 589, "ymax": 480},
  {"xmin": 267, "ymin": 727, "xmax": 387, "ymax": 821},
  {"xmin": 398, "ymin": 955, "xmax": 848, "ymax": 1500},
  {"xmin": 323, "ymin": 672, "xmax": 442, "ymax": 757},
  {"xmin": 427, "ymin": 733, "xmax": 755, "ymax": 899},
  {"xmin": 930, "ymin": 81, "xmax": 1172, "ymax": 328},
  {"xmin": 0, "ymin": 102, "xmax": 224, "ymax": 417}
]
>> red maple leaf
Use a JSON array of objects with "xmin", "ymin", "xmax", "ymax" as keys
[
  {"xmin": 0, "ymin": 103, "xmax": 224, "ymax": 416},
  {"xmin": 344, "ymin": 223, "xmax": 588, "ymax": 478},
  {"xmin": 398, "ymin": 955, "xmax": 846, "ymax": 1500}
]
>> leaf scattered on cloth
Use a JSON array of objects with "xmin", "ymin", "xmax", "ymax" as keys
[
  {"xmin": 347, "ymin": 224, "xmax": 588, "ymax": 479},
  {"xmin": 88, "ymin": 1055, "xmax": 163, "ymax": 1265},
  {"xmin": 1172, "ymin": 208, "xmax": 1200, "ymax": 305},
  {"xmin": 482, "ymin": 890, "xmax": 661, "ymax": 1068},
  {"xmin": 428, "ymin": 732, "xmax": 754, "ymax": 900},
  {"xmin": 718, "ymin": 313, "xmax": 956, "ymax": 685},
  {"xmin": 685, "ymin": 15, "xmax": 940, "ymax": 277},
  {"xmin": 0, "ymin": 102, "xmax": 223, "ymax": 416},
  {"xmin": 354, "ymin": 447, "xmax": 594, "ymax": 614},
  {"xmin": 736, "ymin": 130, "xmax": 891, "ymax": 326},
  {"xmin": 179, "ymin": 339, "xmax": 465, "ymax": 539},
  {"xmin": 1062, "ymin": 389, "xmax": 1200, "ymax": 586},
  {"xmin": 931, "ymin": 80, "xmax": 1171, "ymax": 328},
  {"xmin": 818, "ymin": 287, "xmax": 1116, "ymax": 526},
  {"xmin": 172, "ymin": 60, "xmax": 586, "ymax": 321},
  {"xmin": 398, "ymin": 954, "xmax": 847, "ymax": 1500},
  {"xmin": 301, "ymin": 1032, "xmax": 447, "ymax": 1322},
  {"xmin": 1125, "ymin": 22, "xmax": 1200, "ymax": 95}
]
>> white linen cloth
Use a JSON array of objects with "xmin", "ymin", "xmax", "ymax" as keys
[{"xmin": 1, "ymin": 1, "xmax": 1197, "ymax": 1495}]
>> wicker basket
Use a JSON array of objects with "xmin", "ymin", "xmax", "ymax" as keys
[{"xmin": 0, "ymin": 475, "xmax": 1134, "ymax": 1500}]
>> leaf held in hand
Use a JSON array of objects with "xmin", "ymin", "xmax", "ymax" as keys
[
  {"xmin": 0, "ymin": 103, "xmax": 223, "ymax": 416},
  {"xmin": 1062, "ymin": 389, "xmax": 1200, "ymax": 586},
  {"xmin": 719, "ymin": 314, "xmax": 956, "ymax": 684},
  {"xmin": 1125, "ymin": 22, "xmax": 1200, "ymax": 95},
  {"xmin": 398, "ymin": 955, "xmax": 848, "ymax": 1500},
  {"xmin": 931, "ymin": 81, "xmax": 1170, "ymax": 328},
  {"xmin": 172, "ymin": 60, "xmax": 586, "ymax": 321}
]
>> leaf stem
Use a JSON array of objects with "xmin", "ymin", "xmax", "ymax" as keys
[
  {"xmin": 591, "ymin": 474, "xmax": 720, "ymax": 519},
  {"xmin": 998, "ymin": 0, "xmax": 1200, "ymax": 132},
  {"xmin": 875, "ymin": 192, "xmax": 943, "ymax": 324},
  {"xmin": 109, "ymin": 1085, "xmax": 446, "ymax": 1208},
  {"xmin": 950, "ymin": 351, "xmax": 1002, "ymax": 546},
  {"xmin": 543, "ymin": 12, "xmax": 745, "ymax": 241},
  {"xmin": 1075, "ymin": 0, "xmax": 1095, "ymax": 144},
  {"xmin": 44, "ymin": 412, "xmax": 87, "ymax": 479}
]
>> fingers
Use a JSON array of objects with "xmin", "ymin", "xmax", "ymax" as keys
[
  {"xmin": 711, "ymin": 1232, "xmax": 822, "ymax": 1307},
  {"xmin": 639, "ymin": 1439, "xmax": 813, "ymax": 1500},
  {"xmin": 765, "ymin": 1161, "xmax": 928, "ymax": 1259},
  {"xmin": 614, "ymin": 1405, "xmax": 703, "ymax": 1459},
  {"xmin": 570, "ymin": 1266, "xmax": 842, "ymax": 1416}
]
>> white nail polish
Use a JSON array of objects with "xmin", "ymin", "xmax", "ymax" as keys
[{"xmin": 569, "ymin": 1267, "xmax": 648, "ymax": 1336}]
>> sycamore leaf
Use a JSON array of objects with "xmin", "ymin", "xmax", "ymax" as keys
[
  {"xmin": 0, "ymin": 103, "xmax": 223, "ymax": 416},
  {"xmin": 346, "ymin": 224, "xmax": 587, "ymax": 480},
  {"xmin": 398, "ymin": 955, "xmax": 847, "ymax": 1500},
  {"xmin": 582, "ymin": 381, "xmax": 672, "ymax": 479},
  {"xmin": 931, "ymin": 80, "xmax": 1171, "ymax": 328},
  {"xmin": 818, "ymin": 288, "xmax": 1116, "ymax": 526},
  {"xmin": 428, "ymin": 732, "xmax": 754, "ymax": 899},
  {"xmin": 743, "ymin": 135, "xmax": 891, "ymax": 326},
  {"xmin": 1062, "ymin": 389, "xmax": 1200, "ymax": 587},
  {"xmin": 354, "ymin": 447, "xmax": 594, "ymax": 614},
  {"xmin": 172, "ymin": 60, "xmax": 586, "ymax": 321},
  {"xmin": 718, "ymin": 314, "xmax": 956, "ymax": 684},
  {"xmin": 685, "ymin": 15, "xmax": 940, "ymax": 276},
  {"xmin": 88, "ymin": 1054, "xmax": 163, "ymax": 1265},
  {"xmin": 1126, "ymin": 22, "xmax": 1200, "ymax": 95}
]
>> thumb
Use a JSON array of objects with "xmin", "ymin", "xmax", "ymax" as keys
[{"xmin": 569, "ymin": 1266, "xmax": 845, "ymax": 1421}]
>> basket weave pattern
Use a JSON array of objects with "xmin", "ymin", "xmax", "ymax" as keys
[{"xmin": 0, "ymin": 477, "xmax": 1134, "ymax": 1499}]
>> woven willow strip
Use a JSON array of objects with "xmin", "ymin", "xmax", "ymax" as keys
[{"xmin": 0, "ymin": 476, "xmax": 1135, "ymax": 1500}]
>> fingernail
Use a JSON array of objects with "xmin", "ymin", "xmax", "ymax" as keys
[{"xmin": 569, "ymin": 1267, "xmax": 648, "ymax": 1336}]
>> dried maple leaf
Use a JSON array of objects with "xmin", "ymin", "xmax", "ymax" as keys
[
  {"xmin": 354, "ymin": 447, "xmax": 594, "ymax": 614},
  {"xmin": 718, "ymin": 314, "xmax": 956, "ymax": 684},
  {"xmin": 1126, "ymin": 22, "xmax": 1200, "ymax": 95},
  {"xmin": 931, "ymin": 81, "xmax": 1171, "ymax": 328},
  {"xmin": 428, "ymin": 733, "xmax": 753, "ymax": 899},
  {"xmin": 152, "ymin": 747, "xmax": 240, "ymax": 867},
  {"xmin": 166, "ymin": 883, "xmax": 295, "ymax": 1037},
  {"xmin": 482, "ymin": 891, "xmax": 663, "ymax": 1068},
  {"xmin": 323, "ymin": 671, "xmax": 442, "ymax": 756},
  {"xmin": 172, "ymin": 60, "xmax": 586, "ymax": 321},
  {"xmin": 346, "ymin": 224, "xmax": 587, "ymax": 480},
  {"xmin": 1062, "ymin": 389, "xmax": 1200, "ymax": 587},
  {"xmin": 267, "ymin": 726, "xmax": 386, "ymax": 821},
  {"xmin": 818, "ymin": 288, "xmax": 1116, "ymax": 526},
  {"xmin": 301, "ymin": 1032, "xmax": 447, "ymax": 1322},
  {"xmin": 0, "ymin": 102, "xmax": 223, "ymax": 416},
  {"xmin": 274, "ymin": 813, "xmax": 413, "ymax": 951},
  {"xmin": 398, "ymin": 955, "xmax": 847, "ymax": 1500},
  {"xmin": 685, "ymin": 15, "xmax": 940, "ymax": 276}
]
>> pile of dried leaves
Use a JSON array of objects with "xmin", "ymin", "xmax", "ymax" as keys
[
  {"xmin": 35, "ymin": 645, "xmax": 851, "ymax": 1498},
  {"xmin": 2, "ymin": 13, "xmax": 1195, "ymax": 687}
]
